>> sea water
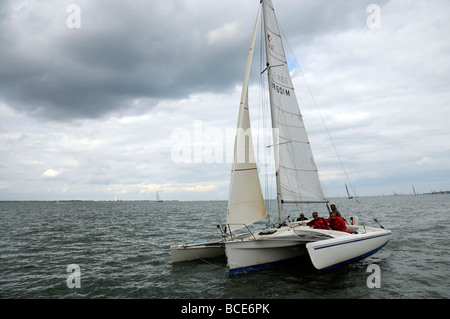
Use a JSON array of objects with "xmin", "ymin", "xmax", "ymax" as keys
[{"xmin": 0, "ymin": 195, "xmax": 448, "ymax": 299}]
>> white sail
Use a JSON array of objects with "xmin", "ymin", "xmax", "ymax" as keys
[
  {"xmin": 262, "ymin": 0, "xmax": 327, "ymax": 205},
  {"xmin": 226, "ymin": 10, "xmax": 266, "ymax": 232},
  {"xmin": 345, "ymin": 183, "xmax": 353, "ymax": 199}
]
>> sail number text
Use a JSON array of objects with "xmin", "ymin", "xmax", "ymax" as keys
[{"xmin": 272, "ymin": 82, "xmax": 291, "ymax": 96}]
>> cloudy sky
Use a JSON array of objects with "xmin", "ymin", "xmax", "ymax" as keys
[{"xmin": 1, "ymin": 0, "xmax": 449, "ymax": 201}]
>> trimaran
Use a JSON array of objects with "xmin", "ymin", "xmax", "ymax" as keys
[{"xmin": 170, "ymin": 0, "xmax": 391, "ymax": 274}]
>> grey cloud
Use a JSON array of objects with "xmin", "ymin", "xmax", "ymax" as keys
[
  {"xmin": 0, "ymin": 0, "xmax": 390, "ymax": 121},
  {"xmin": 0, "ymin": 0, "xmax": 254, "ymax": 121}
]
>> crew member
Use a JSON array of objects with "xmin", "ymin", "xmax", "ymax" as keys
[
  {"xmin": 307, "ymin": 212, "xmax": 331, "ymax": 230},
  {"xmin": 327, "ymin": 212, "xmax": 352, "ymax": 233}
]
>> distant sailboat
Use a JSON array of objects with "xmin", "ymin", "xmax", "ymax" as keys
[
  {"xmin": 345, "ymin": 183, "xmax": 354, "ymax": 199},
  {"xmin": 156, "ymin": 191, "xmax": 163, "ymax": 202},
  {"xmin": 170, "ymin": 0, "xmax": 391, "ymax": 273}
]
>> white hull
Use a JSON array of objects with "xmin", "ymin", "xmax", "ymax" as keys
[
  {"xmin": 224, "ymin": 224, "xmax": 391, "ymax": 274},
  {"xmin": 225, "ymin": 237, "xmax": 306, "ymax": 274},
  {"xmin": 306, "ymin": 227, "xmax": 392, "ymax": 269},
  {"xmin": 224, "ymin": 227, "xmax": 325, "ymax": 274},
  {"xmin": 170, "ymin": 241, "xmax": 225, "ymax": 263}
]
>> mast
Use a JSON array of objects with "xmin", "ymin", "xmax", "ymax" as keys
[
  {"xmin": 261, "ymin": 0, "xmax": 282, "ymax": 221},
  {"xmin": 261, "ymin": 0, "xmax": 328, "ymax": 222}
]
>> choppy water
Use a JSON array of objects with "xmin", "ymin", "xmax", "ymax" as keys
[{"xmin": 0, "ymin": 195, "xmax": 449, "ymax": 299}]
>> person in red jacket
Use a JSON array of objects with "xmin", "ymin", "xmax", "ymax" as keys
[
  {"xmin": 326, "ymin": 212, "xmax": 352, "ymax": 233},
  {"xmin": 307, "ymin": 212, "xmax": 332, "ymax": 230}
]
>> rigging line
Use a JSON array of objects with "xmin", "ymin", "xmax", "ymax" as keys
[{"xmin": 278, "ymin": 23, "xmax": 360, "ymax": 204}]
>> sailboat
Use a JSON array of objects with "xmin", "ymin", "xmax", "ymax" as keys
[
  {"xmin": 345, "ymin": 183, "xmax": 354, "ymax": 199},
  {"xmin": 170, "ymin": 0, "xmax": 391, "ymax": 273},
  {"xmin": 156, "ymin": 191, "xmax": 163, "ymax": 202}
]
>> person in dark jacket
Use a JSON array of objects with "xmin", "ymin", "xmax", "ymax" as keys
[{"xmin": 329, "ymin": 204, "xmax": 342, "ymax": 218}]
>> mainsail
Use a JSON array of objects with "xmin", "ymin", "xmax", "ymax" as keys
[
  {"xmin": 226, "ymin": 10, "xmax": 266, "ymax": 232},
  {"xmin": 262, "ymin": 0, "xmax": 327, "ymax": 209}
]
